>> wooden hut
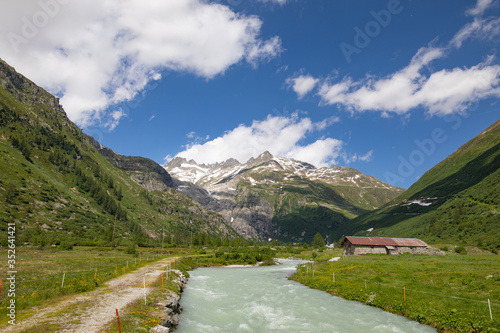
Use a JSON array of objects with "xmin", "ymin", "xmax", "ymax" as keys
[{"xmin": 341, "ymin": 236, "xmax": 429, "ymax": 255}]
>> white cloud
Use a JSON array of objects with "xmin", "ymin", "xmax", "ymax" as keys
[
  {"xmin": 164, "ymin": 154, "xmax": 174, "ymax": 164},
  {"xmin": 294, "ymin": 5, "xmax": 500, "ymax": 118},
  {"xmin": 466, "ymin": 0, "xmax": 495, "ymax": 16},
  {"xmin": 287, "ymin": 74, "xmax": 319, "ymax": 99},
  {"xmin": 343, "ymin": 150, "xmax": 374, "ymax": 164},
  {"xmin": 173, "ymin": 113, "xmax": 342, "ymax": 167},
  {"xmin": 285, "ymin": 139, "xmax": 343, "ymax": 167},
  {"xmin": 450, "ymin": 17, "xmax": 500, "ymax": 48},
  {"xmin": 184, "ymin": 131, "xmax": 211, "ymax": 149},
  {"xmin": 246, "ymin": 36, "xmax": 283, "ymax": 65},
  {"xmin": 318, "ymin": 46, "xmax": 500, "ymax": 116},
  {"xmin": 105, "ymin": 109, "xmax": 127, "ymax": 131},
  {"xmin": 257, "ymin": 0, "xmax": 289, "ymax": 5},
  {"xmin": 359, "ymin": 150, "xmax": 374, "ymax": 162},
  {"xmin": 0, "ymin": 0, "xmax": 282, "ymax": 127}
]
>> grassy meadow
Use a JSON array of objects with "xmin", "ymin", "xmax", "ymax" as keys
[
  {"xmin": 291, "ymin": 249, "xmax": 500, "ymax": 333},
  {"xmin": 0, "ymin": 246, "xmax": 197, "ymax": 325}
]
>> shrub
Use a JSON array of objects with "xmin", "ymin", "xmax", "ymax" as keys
[
  {"xmin": 440, "ymin": 246, "xmax": 449, "ymax": 251},
  {"xmin": 260, "ymin": 258, "xmax": 275, "ymax": 266},
  {"xmin": 125, "ymin": 243, "xmax": 137, "ymax": 255},
  {"xmin": 454, "ymin": 246, "xmax": 467, "ymax": 255},
  {"xmin": 59, "ymin": 241, "xmax": 73, "ymax": 250}
]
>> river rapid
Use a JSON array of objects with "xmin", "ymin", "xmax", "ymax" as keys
[{"xmin": 175, "ymin": 259, "xmax": 436, "ymax": 333}]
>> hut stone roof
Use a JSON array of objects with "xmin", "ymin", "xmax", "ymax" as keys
[{"xmin": 342, "ymin": 236, "xmax": 428, "ymax": 247}]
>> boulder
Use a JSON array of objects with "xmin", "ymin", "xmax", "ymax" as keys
[{"xmin": 150, "ymin": 325, "xmax": 170, "ymax": 333}]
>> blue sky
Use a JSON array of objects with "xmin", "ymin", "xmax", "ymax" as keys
[{"xmin": 1, "ymin": 0, "xmax": 499, "ymax": 189}]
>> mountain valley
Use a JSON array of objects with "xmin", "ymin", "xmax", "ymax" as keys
[{"xmin": 0, "ymin": 56, "xmax": 499, "ymax": 249}]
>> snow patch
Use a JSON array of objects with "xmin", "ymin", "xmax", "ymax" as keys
[
  {"xmin": 403, "ymin": 198, "xmax": 436, "ymax": 207},
  {"xmin": 181, "ymin": 163, "xmax": 208, "ymax": 173}
]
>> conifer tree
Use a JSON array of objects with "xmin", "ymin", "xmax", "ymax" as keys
[{"xmin": 312, "ymin": 232, "xmax": 325, "ymax": 249}]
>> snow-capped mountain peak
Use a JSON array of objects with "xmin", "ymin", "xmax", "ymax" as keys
[
  {"xmin": 165, "ymin": 151, "xmax": 398, "ymax": 191},
  {"xmin": 164, "ymin": 151, "xmax": 403, "ymax": 240}
]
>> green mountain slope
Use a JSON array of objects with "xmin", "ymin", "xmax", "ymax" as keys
[
  {"xmin": 345, "ymin": 120, "xmax": 500, "ymax": 250},
  {"xmin": 0, "ymin": 59, "xmax": 236, "ymax": 247}
]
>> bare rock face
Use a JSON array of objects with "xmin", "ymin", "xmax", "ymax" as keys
[
  {"xmin": 86, "ymin": 134, "xmax": 176, "ymax": 191},
  {"xmin": 0, "ymin": 59, "xmax": 67, "ymax": 118}
]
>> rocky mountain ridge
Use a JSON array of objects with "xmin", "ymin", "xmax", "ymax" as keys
[
  {"xmin": 165, "ymin": 151, "xmax": 404, "ymax": 242},
  {"xmin": 167, "ymin": 151, "xmax": 397, "ymax": 191}
]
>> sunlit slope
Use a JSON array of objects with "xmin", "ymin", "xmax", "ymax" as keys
[{"xmin": 345, "ymin": 120, "xmax": 500, "ymax": 249}]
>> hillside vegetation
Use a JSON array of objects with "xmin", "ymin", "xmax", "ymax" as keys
[
  {"xmin": 346, "ymin": 120, "xmax": 500, "ymax": 251},
  {"xmin": 0, "ymin": 59, "xmax": 236, "ymax": 248}
]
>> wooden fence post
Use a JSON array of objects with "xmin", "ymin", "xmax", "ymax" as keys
[
  {"xmin": 116, "ymin": 308, "xmax": 122, "ymax": 333},
  {"xmin": 61, "ymin": 273, "xmax": 66, "ymax": 288},
  {"xmin": 489, "ymin": 299, "xmax": 493, "ymax": 320}
]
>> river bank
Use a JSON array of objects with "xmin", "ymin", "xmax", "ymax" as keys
[
  {"xmin": 150, "ymin": 269, "xmax": 188, "ymax": 333},
  {"xmin": 290, "ymin": 254, "xmax": 500, "ymax": 333},
  {"xmin": 174, "ymin": 259, "xmax": 435, "ymax": 332},
  {"xmin": 105, "ymin": 247, "xmax": 278, "ymax": 332}
]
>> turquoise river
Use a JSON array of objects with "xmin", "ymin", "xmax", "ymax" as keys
[{"xmin": 175, "ymin": 259, "xmax": 436, "ymax": 333}]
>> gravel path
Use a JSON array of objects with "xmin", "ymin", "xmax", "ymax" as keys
[{"xmin": 2, "ymin": 257, "xmax": 176, "ymax": 333}]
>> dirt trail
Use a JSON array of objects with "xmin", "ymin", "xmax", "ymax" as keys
[{"xmin": 2, "ymin": 257, "xmax": 176, "ymax": 333}]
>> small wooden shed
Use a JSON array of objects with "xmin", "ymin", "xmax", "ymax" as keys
[{"xmin": 341, "ymin": 236, "xmax": 429, "ymax": 255}]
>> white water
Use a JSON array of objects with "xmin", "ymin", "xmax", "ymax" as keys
[{"xmin": 176, "ymin": 259, "xmax": 436, "ymax": 333}]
